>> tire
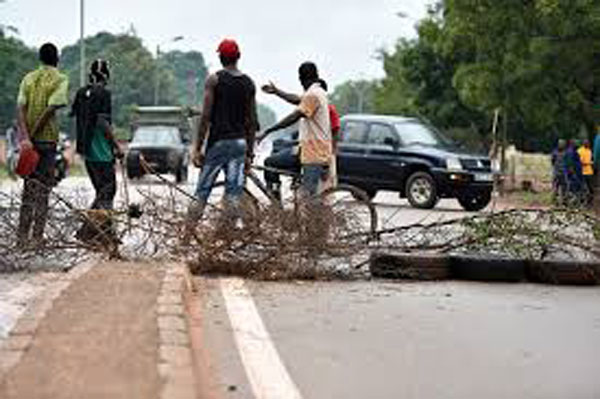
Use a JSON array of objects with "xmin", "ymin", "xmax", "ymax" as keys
[
  {"xmin": 370, "ymin": 252, "xmax": 450, "ymax": 280},
  {"xmin": 457, "ymin": 190, "xmax": 492, "ymax": 212},
  {"xmin": 127, "ymin": 168, "xmax": 139, "ymax": 179},
  {"xmin": 450, "ymin": 255, "xmax": 526, "ymax": 282},
  {"xmin": 362, "ymin": 188, "xmax": 377, "ymax": 201},
  {"xmin": 405, "ymin": 171, "xmax": 438, "ymax": 209},
  {"xmin": 526, "ymin": 259, "xmax": 600, "ymax": 285}
]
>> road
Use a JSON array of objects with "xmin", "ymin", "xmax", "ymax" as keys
[
  {"xmin": 184, "ymin": 172, "xmax": 600, "ymax": 399},
  {"xmin": 2, "ymin": 171, "xmax": 600, "ymax": 399},
  {"xmin": 196, "ymin": 278, "xmax": 600, "ymax": 399}
]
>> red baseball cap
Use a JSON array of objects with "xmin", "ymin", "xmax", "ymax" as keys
[{"xmin": 217, "ymin": 39, "xmax": 240, "ymax": 58}]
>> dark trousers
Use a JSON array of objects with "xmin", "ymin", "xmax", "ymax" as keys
[
  {"xmin": 264, "ymin": 148, "xmax": 300, "ymax": 196},
  {"xmin": 85, "ymin": 161, "xmax": 116, "ymax": 210},
  {"xmin": 75, "ymin": 161, "xmax": 117, "ymax": 245},
  {"xmin": 18, "ymin": 142, "xmax": 56, "ymax": 242}
]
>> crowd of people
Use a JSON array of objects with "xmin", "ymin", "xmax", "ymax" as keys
[
  {"xmin": 552, "ymin": 138, "xmax": 599, "ymax": 206},
  {"xmin": 11, "ymin": 39, "xmax": 336, "ymax": 246}
]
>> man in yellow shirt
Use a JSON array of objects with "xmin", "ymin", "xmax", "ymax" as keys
[
  {"xmin": 578, "ymin": 139, "xmax": 593, "ymax": 204},
  {"xmin": 16, "ymin": 43, "xmax": 69, "ymax": 244}
]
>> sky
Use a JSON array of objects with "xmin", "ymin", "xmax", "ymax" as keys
[{"xmin": 2, "ymin": 0, "xmax": 428, "ymax": 118}]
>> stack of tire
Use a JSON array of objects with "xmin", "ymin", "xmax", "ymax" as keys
[
  {"xmin": 370, "ymin": 253, "xmax": 600, "ymax": 285},
  {"xmin": 370, "ymin": 253, "xmax": 450, "ymax": 281}
]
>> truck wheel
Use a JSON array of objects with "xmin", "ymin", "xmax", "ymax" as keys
[
  {"xmin": 127, "ymin": 167, "xmax": 139, "ymax": 180},
  {"xmin": 176, "ymin": 166, "xmax": 188, "ymax": 184},
  {"xmin": 405, "ymin": 171, "xmax": 438, "ymax": 209},
  {"xmin": 457, "ymin": 190, "xmax": 492, "ymax": 211},
  {"xmin": 353, "ymin": 188, "xmax": 377, "ymax": 201}
]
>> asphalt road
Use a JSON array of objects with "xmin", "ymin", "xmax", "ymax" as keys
[
  {"xmin": 182, "ymin": 170, "xmax": 600, "ymax": 399},
  {"xmin": 4, "ymin": 170, "xmax": 600, "ymax": 399},
  {"xmin": 196, "ymin": 278, "xmax": 600, "ymax": 399}
]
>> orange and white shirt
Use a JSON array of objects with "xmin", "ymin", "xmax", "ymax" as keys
[
  {"xmin": 297, "ymin": 83, "xmax": 332, "ymax": 165},
  {"xmin": 578, "ymin": 146, "xmax": 593, "ymax": 176}
]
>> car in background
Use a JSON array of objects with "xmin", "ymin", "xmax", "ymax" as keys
[
  {"xmin": 125, "ymin": 106, "xmax": 195, "ymax": 184},
  {"xmin": 126, "ymin": 125, "xmax": 189, "ymax": 183},
  {"xmin": 264, "ymin": 114, "xmax": 496, "ymax": 211}
]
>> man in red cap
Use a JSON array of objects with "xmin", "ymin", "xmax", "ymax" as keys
[{"xmin": 188, "ymin": 39, "xmax": 258, "ymax": 226}]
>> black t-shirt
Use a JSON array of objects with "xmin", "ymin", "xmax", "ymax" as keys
[
  {"xmin": 208, "ymin": 70, "xmax": 255, "ymax": 149},
  {"xmin": 71, "ymin": 84, "xmax": 112, "ymax": 155}
]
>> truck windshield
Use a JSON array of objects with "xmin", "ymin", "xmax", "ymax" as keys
[
  {"xmin": 132, "ymin": 126, "xmax": 180, "ymax": 145},
  {"xmin": 395, "ymin": 122, "xmax": 452, "ymax": 148}
]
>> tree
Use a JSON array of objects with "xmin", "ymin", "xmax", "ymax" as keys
[
  {"xmin": 442, "ymin": 0, "xmax": 600, "ymax": 150},
  {"xmin": 331, "ymin": 80, "xmax": 377, "ymax": 116},
  {"xmin": 61, "ymin": 32, "xmax": 167, "ymax": 129},
  {"xmin": 0, "ymin": 32, "xmax": 37, "ymax": 131},
  {"xmin": 375, "ymin": 9, "xmax": 488, "ymax": 147},
  {"xmin": 375, "ymin": 0, "xmax": 600, "ymax": 151},
  {"xmin": 162, "ymin": 50, "xmax": 208, "ymax": 106}
]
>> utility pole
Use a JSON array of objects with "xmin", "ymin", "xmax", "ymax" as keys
[
  {"xmin": 154, "ymin": 36, "xmax": 184, "ymax": 106},
  {"xmin": 154, "ymin": 45, "xmax": 160, "ymax": 105},
  {"xmin": 79, "ymin": 0, "xmax": 85, "ymax": 87}
]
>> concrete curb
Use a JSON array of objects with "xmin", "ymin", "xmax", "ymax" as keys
[
  {"xmin": 0, "ymin": 260, "xmax": 97, "ymax": 380},
  {"xmin": 157, "ymin": 263, "xmax": 197, "ymax": 399}
]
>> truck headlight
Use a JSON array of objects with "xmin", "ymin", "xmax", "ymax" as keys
[{"xmin": 446, "ymin": 157, "xmax": 463, "ymax": 171}]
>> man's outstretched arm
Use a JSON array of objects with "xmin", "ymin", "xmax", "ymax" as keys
[
  {"xmin": 262, "ymin": 82, "xmax": 301, "ymax": 105},
  {"xmin": 259, "ymin": 109, "xmax": 305, "ymax": 142}
]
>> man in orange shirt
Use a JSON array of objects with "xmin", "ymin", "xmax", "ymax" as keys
[{"xmin": 578, "ymin": 139, "xmax": 593, "ymax": 203}]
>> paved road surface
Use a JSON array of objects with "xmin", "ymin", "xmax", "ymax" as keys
[
  {"xmin": 3, "ymin": 170, "xmax": 600, "ymax": 399},
  {"xmin": 196, "ymin": 278, "xmax": 600, "ymax": 399}
]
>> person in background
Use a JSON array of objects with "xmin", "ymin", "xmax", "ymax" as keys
[
  {"xmin": 188, "ymin": 39, "xmax": 258, "ymax": 226},
  {"xmin": 71, "ymin": 59, "xmax": 123, "ymax": 245},
  {"xmin": 564, "ymin": 139, "xmax": 584, "ymax": 202},
  {"xmin": 593, "ymin": 128, "xmax": 600, "ymax": 190},
  {"xmin": 578, "ymin": 139, "xmax": 593, "ymax": 204},
  {"xmin": 16, "ymin": 43, "xmax": 69, "ymax": 245},
  {"xmin": 5, "ymin": 120, "xmax": 19, "ymax": 178},
  {"xmin": 552, "ymin": 139, "xmax": 567, "ymax": 203}
]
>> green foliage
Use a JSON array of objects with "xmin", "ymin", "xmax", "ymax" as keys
[
  {"xmin": 0, "ymin": 32, "xmax": 37, "ymax": 131},
  {"xmin": 330, "ymin": 80, "xmax": 377, "ymax": 115},
  {"xmin": 442, "ymin": 0, "xmax": 600, "ymax": 149},
  {"xmin": 162, "ymin": 50, "xmax": 208, "ymax": 106},
  {"xmin": 61, "ymin": 32, "xmax": 168, "ymax": 130},
  {"xmin": 375, "ymin": 14, "xmax": 488, "ymax": 144},
  {"xmin": 375, "ymin": 0, "xmax": 600, "ymax": 152}
]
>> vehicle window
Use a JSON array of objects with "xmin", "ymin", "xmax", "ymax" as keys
[
  {"xmin": 394, "ymin": 122, "xmax": 451, "ymax": 147},
  {"xmin": 341, "ymin": 121, "xmax": 368, "ymax": 143},
  {"xmin": 132, "ymin": 126, "xmax": 180, "ymax": 145},
  {"xmin": 367, "ymin": 124, "xmax": 398, "ymax": 146}
]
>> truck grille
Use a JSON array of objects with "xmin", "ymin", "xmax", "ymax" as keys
[
  {"xmin": 460, "ymin": 158, "xmax": 491, "ymax": 171},
  {"xmin": 141, "ymin": 149, "xmax": 167, "ymax": 165}
]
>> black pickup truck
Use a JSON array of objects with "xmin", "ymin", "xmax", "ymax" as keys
[{"xmin": 265, "ymin": 114, "xmax": 496, "ymax": 211}]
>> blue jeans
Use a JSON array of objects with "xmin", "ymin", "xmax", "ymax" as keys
[
  {"xmin": 195, "ymin": 138, "xmax": 246, "ymax": 205},
  {"xmin": 302, "ymin": 164, "xmax": 327, "ymax": 197}
]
